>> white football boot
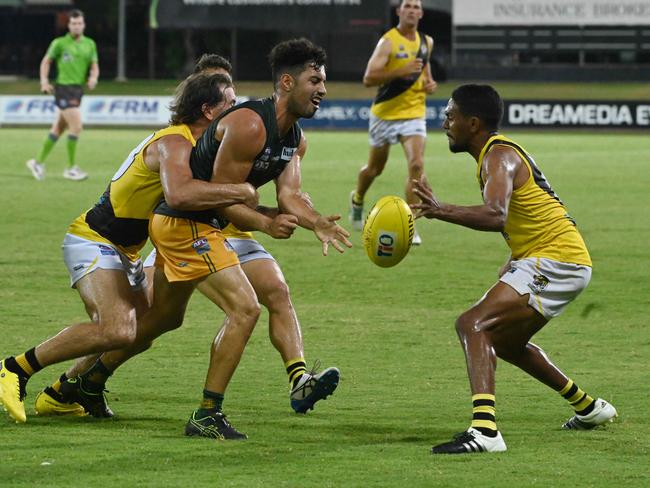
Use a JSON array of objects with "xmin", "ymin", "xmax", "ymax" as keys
[
  {"xmin": 412, "ymin": 228, "xmax": 422, "ymax": 246},
  {"xmin": 290, "ymin": 365, "xmax": 340, "ymax": 414},
  {"xmin": 562, "ymin": 398, "xmax": 617, "ymax": 430},
  {"xmin": 431, "ymin": 428, "xmax": 507, "ymax": 454},
  {"xmin": 26, "ymin": 159, "xmax": 45, "ymax": 181},
  {"xmin": 63, "ymin": 165, "xmax": 88, "ymax": 181}
]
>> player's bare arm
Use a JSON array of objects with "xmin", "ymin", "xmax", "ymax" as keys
[
  {"xmin": 363, "ymin": 38, "xmax": 423, "ymax": 87},
  {"xmin": 411, "ymin": 146, "xmax": 520, "ymax": 231},
  {"xmin": 422, "ymin": 36, "xmax": 437, "ymax": 94},
  {"xmin": 39, "ymin": 55, "xmax": 53, "ymax": 94},
  {"xmin": 155, "ymin": 133, "xmax": 258, "ymax": 211},
  {"xmin": 276, "ymin": 136, "xmax": 352, "ymax": 255},
  {"xmin": 87, "ymin": 62, "xmax": 99, "ymax": 90},
  {"xmin": 211, "ymin": 109, "xmax": 298, "ymax": 239}
]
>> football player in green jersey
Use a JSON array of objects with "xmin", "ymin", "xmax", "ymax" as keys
[{"xmin": 26, "ymin": 9, "xmax": 99, "ymax": 182}]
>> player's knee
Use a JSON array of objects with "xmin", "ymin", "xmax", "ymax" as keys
[
  {"xmin": 261, "ymin": 280, "xmax": 291, "ymax": 311},
  {"xmin": 99, "ymin": 313, "xmax": 138, "ymax": 349},
  {"xmin": 232, "ymin": 298, "xmax": 261, "ymax": 331},
  {"xmin": 101, "ymin": 324, "xmax": 137, "ymax": 350},
  {"xmin": 455, "ymin": 312, "xmax": 481, "ymax": 338}
]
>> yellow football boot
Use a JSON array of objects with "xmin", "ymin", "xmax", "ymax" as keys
[
  {"xmin": 35, "ymin": 387, "xmax": 86, "ymax": 417},
  {"xmin": 0, "ymin": 359, "xmax": 27, "ymax": 423}
]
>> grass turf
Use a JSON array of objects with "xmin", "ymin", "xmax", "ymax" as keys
[{"xmin": 0, "ymin": 128, "xmax": 648, "ymax": 487}]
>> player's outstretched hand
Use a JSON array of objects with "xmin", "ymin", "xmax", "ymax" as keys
[
  {"xmin": 267, "ymin": 214, "xmax": 298, "ymax": 239},
  {"xmin": 313, "ymin": 214, "xmax": 353, "ymax": 256},
  {"xmin": 410, "ymin": 179, "xmax": 441, "ymax": 219},
  {"xmin": 87, "ymin": 78, "xmax": 98, "ymax": 90}
]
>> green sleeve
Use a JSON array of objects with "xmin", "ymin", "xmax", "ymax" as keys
[
  {"xmin": 45, "ymin": 38, "xmax": 60, "ymax": 60},
  {"xmin": 90, "ymin": 39, "xmax": 98, "ymax": 64}
]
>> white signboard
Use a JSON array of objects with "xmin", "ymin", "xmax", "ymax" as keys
[
  {"xmin": 454, "ymin": 0, "xmax": 650, "ymax": 25},
  {"xmin": 0, "ymin": 95, "xmax": 172, "ymax": 126}
]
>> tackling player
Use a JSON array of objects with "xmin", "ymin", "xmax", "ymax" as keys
[
  {"xmin": 412, "ymin": 84, "xmax": 617, "ymax": 454},
  {"xmin": 0, "ymin": 73, "xmax": 257, "ymax": 423},
  {"xmin": 63, "ymin": 39, "xmax": 351, "ymax": 440}
]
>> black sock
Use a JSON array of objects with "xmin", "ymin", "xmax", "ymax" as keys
[{"xmin": 81, "ymin": 359, "xmax": 113, "ymax": 386}]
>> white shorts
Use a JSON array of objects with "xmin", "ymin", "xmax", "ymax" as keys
[
  {"xmin": 499, "ymin": 257, "xmax": 592, "ymax": 319},
  {"xmin": 142, "ymin": 237, "xmax": 275, "ymax": 268},
  {"xmin": 368, "ymin": 114, "xmax": 426, "ymax": 147},
  {"xmin": 62, "ymin": 233, "xmax": 146, "ymax": 290}
]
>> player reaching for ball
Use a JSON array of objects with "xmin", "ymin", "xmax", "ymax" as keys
[{"xmin": 411, "ymin": 84, "xmax": 617, "ymax": 454}]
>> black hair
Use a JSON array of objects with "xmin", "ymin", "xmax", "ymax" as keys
[
  {"xmin": 193, "ymin": 53, "xmax": 232, "ymax": 75},
  {"xmin": 69, "ymin": 9, "xmax": 84, "ymax": 19},
  {"xmin": 169, "ymin": 72, "xmax": 232, "ymax": 125},
  {"xmin": 451, "ymin": 84, "xmax": 504, "ymax": 131},
  {"xmin": 268, "ymin": 38, "xmax": 327, "ymax": 86}
]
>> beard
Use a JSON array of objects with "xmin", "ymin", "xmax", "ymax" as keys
[
  {"xmin": 448, "ymin": 140, "xmax": 467, "ymax": 153},
  {"xmin": 288, "ymin": 96, "xmax": 317, "ymax": 119}
]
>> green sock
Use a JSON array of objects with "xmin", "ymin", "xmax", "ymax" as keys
[
  {"xmin": 66, "ymin": 135, "xmax": 79, "ymax": 168},
  {"xmin": 198, "ymin": 389, "xmax": 224, "ymax": 414},
  {"xmin": 36, "ymin": 133, "xmax": 58, "ymax": 163}
]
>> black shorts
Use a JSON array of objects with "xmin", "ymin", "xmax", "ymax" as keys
[{"xmin": 54, "ymin": 84, "xmax": 83, "ymax": 110}]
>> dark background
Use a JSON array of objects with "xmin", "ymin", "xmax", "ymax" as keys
[{"xmin": 0, "ymin": 1, "xmax": 451, "ymax": 81}]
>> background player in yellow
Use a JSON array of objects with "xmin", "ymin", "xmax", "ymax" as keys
[
  {"xmin": 349, "ymin": 0, "xmax": 437, "ymax": 245},
  {"xmin": 26, "ymin": 9, "xmax": 99, "ymax": 182},
  {"xmin": 411, "ymin": 84, "xmax": 617, "ymax": 454}
]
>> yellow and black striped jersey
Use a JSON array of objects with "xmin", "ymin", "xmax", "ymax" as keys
[
  {"xmin": 477, "ymin": 134, "xmax": 591, "ymax": 266},
  {"xmin": 370, "ymin": 28, "xmax": 430, "ymax": 120},
  {"xmin": 68, "ymin": 124, "xmax": 196, "ymax": 260}
]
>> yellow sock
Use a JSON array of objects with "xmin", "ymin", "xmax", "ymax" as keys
[
  {"xmin": 559, "ymin": 379, "xmax": 595, "ymax": 414},
  {"xmin": 470, "ymin": 393, "xmax": 497, "ymax": 437},
  {"xmin": 285, "ymin": 358, "xmax": 306, "ymax": 388}
]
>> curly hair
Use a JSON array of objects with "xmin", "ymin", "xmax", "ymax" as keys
[
  {"xmin": 268, "ymin": 38, "xmax": 327, "ymax": 86},
  {"xmin": 169, "ymin": 72, "xmax": 232, "ymax": 125}
]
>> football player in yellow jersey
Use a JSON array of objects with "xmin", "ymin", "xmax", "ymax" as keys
[
  {"xmin": 411, "ymin": 84, "xmax": 617, "ymax": 454},
  {"xmin": 349, "ymin": 0, "xmax": 437, "ymax": 245},
  {"xmin": 0, "ymin": 72, "xmax": 258, "ymax": 423}
]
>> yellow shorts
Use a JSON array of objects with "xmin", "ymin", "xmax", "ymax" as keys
[{"xmin": 149, "ymin": 214, "xmax": 239, "ymax": 282}]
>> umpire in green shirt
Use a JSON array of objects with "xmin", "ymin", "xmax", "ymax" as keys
[{"xmin": 27, "ymin": 9, "xmax": 99, "ymax": 181}]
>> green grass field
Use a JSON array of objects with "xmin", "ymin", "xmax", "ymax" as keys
[{"xmin": 0, "ymin": 127, "xmax": 648, "ymax": 487}]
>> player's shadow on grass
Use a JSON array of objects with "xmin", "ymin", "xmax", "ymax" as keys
[{"xmin": 269, "ymin": 417, "xmax": 441, "ymax": 444}]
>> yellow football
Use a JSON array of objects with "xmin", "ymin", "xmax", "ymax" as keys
[{"xmin": 362, "ymin": 195, "xmax": 414, "ymax": 268}]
